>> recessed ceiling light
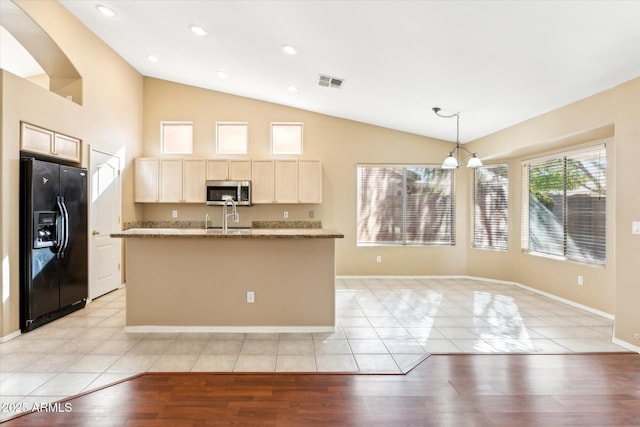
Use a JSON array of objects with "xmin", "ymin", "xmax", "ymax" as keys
[
  {"xmin": 216, "ymin": 70, "xmax": 228, "ymax": 79},
  {"xmin": 146, "ymin": 55, "xmax": 158, "ymax": 63},
  {"xmin": 96, "ymin": 4, "xmax": 116, "ymax": 17},
  {"xmin": 281, "ymin": 45, "xmax": 297, "ymax": 55},
  {"xmin": 287, "ymin": 86, "xmax": 299, "ymax": 93},
  {"xmin": 190, "ymin": 25, "xmax": 208, "ymax": 36}
]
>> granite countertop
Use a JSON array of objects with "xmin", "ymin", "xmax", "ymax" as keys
[{"xmin": 111, "ymin": 228, "xmax": 344, "ymax": 239}]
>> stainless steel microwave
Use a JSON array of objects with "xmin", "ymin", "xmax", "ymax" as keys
[{"xmin": 206, "ymin": 180, "xmax": 251, "ymax": 206}]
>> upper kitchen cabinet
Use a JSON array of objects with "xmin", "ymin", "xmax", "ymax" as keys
[
  {"xmin": 134, "ymin": 158, "xmax": 184, "ymax": 203},
  {"xmin": 251, "ymin": 159, "xmax": 322, "ymax": 204},
  {"xmin": 251, "ymin": 160, "xmax": 275, "ymax": 204},
  {"xmin": 206, "ymin": 159, "xmax": 251, "ymax": 181},
  {"xmin": 183, "ymin": 159, "xmax": 206, "ymax": 203},
  {"xmin": 135, "ymin": 157, "xmax": 321, "ymax": 204},
  {"xmin": 298, "ymin": 160, "xmax": 322, "ymax": 203},
  {"xmin": 274, "ymin": 160, "xmax": 299, "ymax": 203},
  {"xmin": 21, "ymin": 122, "xmax": 81, "ymax": 164},
  {"xmin": 159, "ymin": 159, "xmax": 183, "ymax": 202},
  {"xmin": 134, "ymin": 158, "xmax": 159, "ymax": 202}
]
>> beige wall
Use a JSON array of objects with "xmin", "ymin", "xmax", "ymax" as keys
[
  {"xmin": 141, "ymin": 77, "xmax": 468, "ymax": 277},
  {"xmin": 0, "ymin": 0, "xmax": 144, "ymax": 337},
  {"xmin": 466, "ymin": 78, "xmax": 640, "ymax": 347}
]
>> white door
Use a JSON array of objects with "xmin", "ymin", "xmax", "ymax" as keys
[{"xmin": 89, "ymin": 146, "xmax": 122, "ymax": 300}]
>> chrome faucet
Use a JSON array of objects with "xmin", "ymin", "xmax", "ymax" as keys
[
  {"xmin": 205, "ymin": 213, "xmax": 210, "ymax": 230},
  {"xmin": 222, "ymin": 197, "xmax": 239, "ymax": 233}
]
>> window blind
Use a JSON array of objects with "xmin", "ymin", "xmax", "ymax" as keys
[
  {"xmin": 356, "ymin": 165, "xmax": 454, "ymax": 245},
  {"xmin": 522, "ymin": 144, "xmax": 606, "ymax": 264},
  {"xmin": 473, "ymin": 164, "xmax": 508, "ymax": 250}
]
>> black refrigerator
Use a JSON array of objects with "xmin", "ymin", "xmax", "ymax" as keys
[{"xmin": 20, "ymin": 157, "xmax": 88, "ymax": 332}]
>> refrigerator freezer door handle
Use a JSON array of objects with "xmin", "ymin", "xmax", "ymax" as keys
[
  {"xmin": 56, "ymin": 196, "xmax": 70, "ymax": 258},
  {"xmin": 56, "ymin": 196, "xmax": 64, "ymax": 258},
  {"xmin": 61, "ymin": 197, "xmax": 70, "ymax": 257}
]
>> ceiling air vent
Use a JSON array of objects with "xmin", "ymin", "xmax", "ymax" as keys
[{"xmin": 318, "ymin": 74, "xmax": 344, "ymax": 89}]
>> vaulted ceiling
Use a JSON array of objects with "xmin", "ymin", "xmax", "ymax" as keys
[{"xmin": 5, "ymin": 1, "xmax": 640, "ymax": 142}]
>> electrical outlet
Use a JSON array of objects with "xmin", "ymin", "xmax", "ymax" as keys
[
  {"xmin": 247, "ymin": 291, "xmax": 255, "ymax": 303},
  {"xmin": 376, "ymin": 255, "xmax": 382, "ymax": 263},
  {"xmin": 172, "ymin": 210, "xmax": 178, "ymax": 218},
  {"xmin": 283, "ymin": 211, "xmax": 288, "ymax": 219},
  {"xmin": 632, "ymin": 221, "xmax": 640, "ymax": 235},
  {"xmin": 309, "ymin": 210, "xmax": 315, "ymax": 218},
  {"xmin": 577, "ymin": 275, "xmax": 583, "ymax": 286}
]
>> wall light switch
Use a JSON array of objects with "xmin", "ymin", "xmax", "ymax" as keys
[
  {"xmin": 632, "ymin": 221, "xmax": 640, "ymax": 235},
  {"xmin": 376, "ymin": 255, "xmax": 382, "ymax": 263},
  {"xmin": 247, "ymin": 291, "xmax": 255, "ymax": 303}
]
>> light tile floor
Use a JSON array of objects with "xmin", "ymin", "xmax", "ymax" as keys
[{"xmin": 0, "ymin": 277, "xmax": 626, "ymax": 420}]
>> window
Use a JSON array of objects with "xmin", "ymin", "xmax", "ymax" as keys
[
  {"xmin": 473, "ymin": 164, "xmax": 509, "ymax": 250},
  {"xmin": 161, "ymin": 122, "xmax": 193, "ymax": 154},
  {"xmin": 356, "ymin": 165, "xmax": 455, "ymax": 245},
  {"xmin": 522, "ymin": 145, "xmax": 606, "ymax": 264},
  {"xmin": 216, "ymin": 122, "xmax": 248, "ymax": 154},
  {"xmin": 271, "ymin": 122, "xmax": 303, "ymax": 154}
]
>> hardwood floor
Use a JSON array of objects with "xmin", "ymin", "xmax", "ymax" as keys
[{"xmin": 3, "ymin": 353, "xmax": 639, "ymax": 426}]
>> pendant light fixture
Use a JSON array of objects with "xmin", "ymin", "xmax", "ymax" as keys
[{"xmin": 433, "ymin": 107, "xmax": 482, "ymax": 169}]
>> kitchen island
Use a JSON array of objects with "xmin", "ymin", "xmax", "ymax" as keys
[{"xmin": 111, "ymin": 228, "xmax": 344, "ymax": 333}]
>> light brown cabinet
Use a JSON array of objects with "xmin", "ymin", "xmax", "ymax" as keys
[
  {"xmin": 21, "ymin": 122, "xmax": 81, "ymax": 163},
  {"xmin": 251, "ymin": 159, "xmax": 322, "ymax": 204},
  {"xmin": 136, "ymin": 157, "xmax": 321, "ymax": 204},
  {"xmin": 274, "ymin": 160, "xmax": 299, "ymax": 203},
  {"xmin": 135, "ymin": 158, "xmax": 184, "ymax": 203},
  {"xmin": 251, "ymin": 160, "xmax": 276, "ymax": 204},
  {"xmin": 183, "ymin": 159, "xmax": 206, "ymax": 203},
  {"xmin": 206, "ymin": 159, "xmax": 251, "ymax": 181},
  {"xmin": 159, "ymin": 159, "xmax": 183, "ymax": 202},
  {"xmin": 298, "ymin": 160, "xmax": 322, "ymax": 203},
  {"xmin": 134, "ymin": 158, "xmax": 159, "ymax": 202}
]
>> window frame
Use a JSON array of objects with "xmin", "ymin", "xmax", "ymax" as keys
[
  {"xmin": 161, "ymin": 121, "xmax": 193, "ymax": 155},
  {"xmin": 356, "ymin": 164, "xmax": 455, "ymax": 247},
  {"xmin": 472, "ymin": 163, "xmax": 509, "ymax": 251},
  {"xmin": 216, "ymin": 122, "xmax": 248, "ymax": 155},
  {"xmin": 271, "ymin": 122, "xmax": 303, "ymax": 155},
  {"xmin": 521, "ymin": 143, "xmax": 607, "ymax": 266}
]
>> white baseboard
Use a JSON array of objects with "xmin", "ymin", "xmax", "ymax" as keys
[
  {"xmin": 463, "ymin": 275, "xmax": 614, "ymax": 320},
  {"xmin": 612, "ymin": 337, "xmax": 640, "ymax": 353},
  {"xmin": 0, "ymin": 330, "xmax": 21, "ymax": 343},
  {"xmin": 124, "ymin": 325, "xmax": 335, "ymax": 334},
  {"xmin": 338, "ymin": 274, "xmax": 614, "ymax": 320}
]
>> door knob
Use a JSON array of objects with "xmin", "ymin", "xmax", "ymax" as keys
[{"xmin": 92, "ymin": 230, "xmax": 100, "ymax": 236}]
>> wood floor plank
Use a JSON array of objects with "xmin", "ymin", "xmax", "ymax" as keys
[{"xmin": 2, "ymin": 353, "xmax": 639, "ymax": 426}]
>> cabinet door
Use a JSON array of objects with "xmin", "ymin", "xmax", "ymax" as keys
[
  {"xmin": 299, "ymin": 160, "xmax": 322, "ymax": 203},
  {"xmin": 206, "ymin": 160, "xmax": 228, "ymax": 180},
  {"xmin": 229, "ymin": 160, "xmax": 252, "ymax": 181},
  {"xmin": 275, "ymin": 160, "xmax": 298, "ymax": 203},
  {"xmin": 251, "ymin": 160, "xmax": 275, "ymax": 204},
  {"xmin": 21, "ymin": 122, "xmax": 54, "ymax": 155},
  {"xmin": 134, "ymin": 158, "xmax": 159, "ymax": 202},
  {"xmin": 183, "ymin": 159, "xmax": 206, "ymax": 203},
  {"xmin": 159, "ymin": 159, "xmax": 183, "ymax": 202},
  {"xmin": 53, "ymin": 133, "xmax": 81, "ymax": 163}
]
